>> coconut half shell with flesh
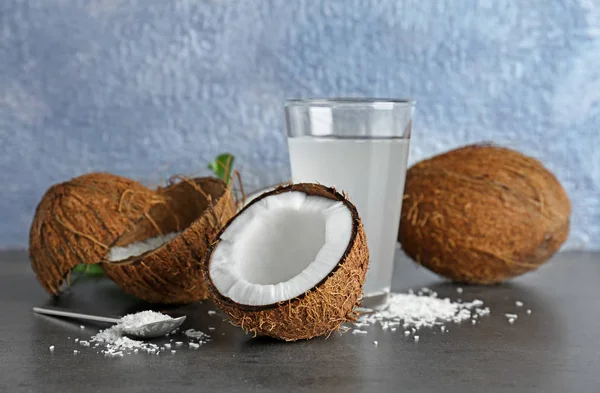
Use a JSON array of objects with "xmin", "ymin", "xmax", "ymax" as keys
[
  {"xmin": 29, "ymin": 173, "xmax": 160, "ymax": 295},
  {"xmin": 102, "ymin": 177, "xmax": 236, "ymax": 304},
  {"xmin": 204, "ymin": 183, "xmax": 369, "ymax": 341}
]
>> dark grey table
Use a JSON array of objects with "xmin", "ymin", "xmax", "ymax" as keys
[{"xmin": 1, "ymin": 249, "xmax": 599, "ymax": 393}]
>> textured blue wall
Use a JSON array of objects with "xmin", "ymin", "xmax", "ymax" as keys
[{"xmin": 0, "ymin": 0, "xmax": 598, "ymax": 250}]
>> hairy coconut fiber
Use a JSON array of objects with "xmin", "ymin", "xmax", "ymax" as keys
[
  {"xmin": 102, "ymin": 177, "xmax": 236, "ymax": 304},
  {"xmin": 399, "ymin": 144, "xmax": 571, "ymax": 284},
  {"xmin": 29, "ymin": 173, "xmax": 161, "ymax": 295},
  {"xmin": 204, "ymin": 183, "xmax": 369, "ymax": 341}
]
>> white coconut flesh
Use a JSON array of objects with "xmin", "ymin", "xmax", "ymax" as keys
[
  {"xmin": 108, "ymin": 232, "xmax": 180, "ymax": 262},
  {"xmin": 209, "ymin": 191, "xmax": 353, "ymax": 306}
]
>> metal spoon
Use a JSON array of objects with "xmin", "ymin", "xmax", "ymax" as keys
[{"xmin": 32, "ymin": 306, "xmax": 186, "ymax": 339}]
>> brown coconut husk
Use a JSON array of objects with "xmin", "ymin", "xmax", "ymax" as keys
[
  {"xmin": 29, "ymin": 173, "xmax": 162, "ymax": 295},
  {"xmin": 399, "ymin": 144, "xmax": 571, "ymax": 284},
  {"xmin": 203, "ymin": 183, "xmax": 369, "ymax": 341},
  {"xmin": 102, "ymin": 177, "xmax": 236, "ymax": 304}
]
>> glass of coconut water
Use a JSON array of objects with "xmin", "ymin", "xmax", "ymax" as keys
[{"xmin": 285, "ymin": 98, "xmax": 414, "ymax": 309}]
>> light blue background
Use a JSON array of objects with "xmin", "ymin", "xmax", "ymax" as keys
[{"xmin": 1, "ymin": 0, "xmax": 598, "ymax": 250}]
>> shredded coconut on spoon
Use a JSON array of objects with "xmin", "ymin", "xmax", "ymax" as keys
[{"xmin": 85, "ymin": 310, "xmax": 209, "ymax": 357}]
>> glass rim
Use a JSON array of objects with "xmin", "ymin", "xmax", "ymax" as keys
[{"xmin": 285, "ymin": 97, "xmax": 416, "ymax": 107}]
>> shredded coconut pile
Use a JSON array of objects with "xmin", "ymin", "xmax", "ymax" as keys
[
  {"xmin": 354, "ymin": 288, "xmax": 490, "ymax": 337},
  {"xmin": 90, "ymin": 325, "xmax": 159, "ymax": 357},
  {"xmin": 79, "ymin": 310, "xmax": 210, "ymax": 357},
  {"xmin": 108, "ymin": 233, "xmax": 179, "ymax": 261}
]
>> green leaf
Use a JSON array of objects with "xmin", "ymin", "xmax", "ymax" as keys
[
  {"xmin": 72, "ymin": 264, "xmax": 105, "ymax": 277},
  {"xmin": 208, "ymin": 153, "xmax": 235, "ymax": 184}
]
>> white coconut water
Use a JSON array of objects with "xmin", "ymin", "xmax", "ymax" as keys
[{"xmin": 288, "ymin": 136, "xmax": 410, "ymax": 304}]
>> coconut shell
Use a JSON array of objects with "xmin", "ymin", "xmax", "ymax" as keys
[
  {"xmin": 102, "ymin": 177, "xmax": 236, "ymax": 304},
  {"xmin": 399, "ymin": 144, "xmax": 571, "ymax": 284},
  {"xmin": 204, "ymin": 183, "xmax": 369, "ymax": 341},
  {"xmin": 29, "ymin": 173, "xmax": 160, "ymax": 295}
]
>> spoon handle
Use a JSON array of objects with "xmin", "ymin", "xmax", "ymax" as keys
[{"xmin": 32, "ymin": 306, "xmax": 121, "ymax": 324}]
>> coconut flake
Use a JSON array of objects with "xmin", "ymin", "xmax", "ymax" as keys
[{"xmin": 184, "ymin": 329, "xmax": 210, "ymax": 340}]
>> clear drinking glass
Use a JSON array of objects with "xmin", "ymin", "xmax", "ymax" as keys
[{"xmin": 285, "ymin": 98, "xmax": 414, "ymax": 309}]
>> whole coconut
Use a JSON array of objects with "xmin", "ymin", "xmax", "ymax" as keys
[
  {"xmin": 29, "ymin": 173, "xmax": 162, "ymax": 295},
  {"xmin": 398, "ymin": 144, "xmax": 571, "ymax": 284}
]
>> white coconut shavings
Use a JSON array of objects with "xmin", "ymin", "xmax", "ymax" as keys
[
  {"xmin": 184, "ymin": 329, "xmax": 210, "ymax": 342},
  {"xmin": 108, "ymin": 233, "xmax": 180, "ymax": 261},
  {"xmin": 90, "ymin": 325, "xmax": 154, "ymax": 357},
  {"xmin": 355, "ymin": 290, "xmax": 490, "ymax": 338}
]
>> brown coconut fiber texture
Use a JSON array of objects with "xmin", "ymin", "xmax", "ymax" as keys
[
  {"xmin": 204, "ymin": 183, "xmax": 369, "ymax": 341},
  {"xmin": 29, "ymin": 173, "xmax": 161, "ymax": 295},
  {"xmin": 102, "ymin": 177, "xmax": 236, "ymax": 304},
  {"xmin": 399, "ymin": 144, "xmax": 571, "ymax": 284}
]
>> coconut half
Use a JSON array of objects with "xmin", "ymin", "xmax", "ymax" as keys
[
  {"xmin": 204, "ymin": 183, "xmax": 369, "ymax": 341},
  {"xmin": 29, "ymin": 173, "xmax": 160, "ymax": 295},
  {"xmin": 102, "ymin": 177, "xmax": 236, "ymax": 304}
]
